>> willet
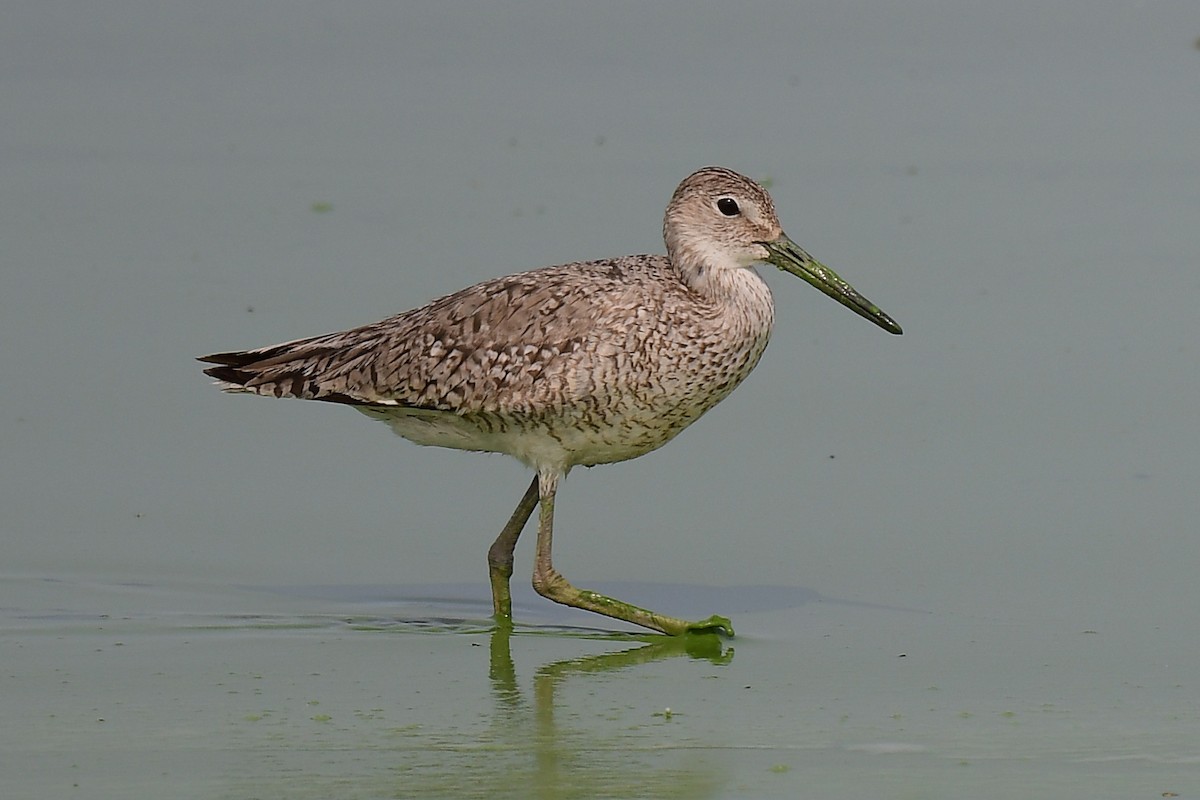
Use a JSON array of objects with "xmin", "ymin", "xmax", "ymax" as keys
[{"xmin": 199, "ymin": 166, "xmax": 901, "ymax": 637}]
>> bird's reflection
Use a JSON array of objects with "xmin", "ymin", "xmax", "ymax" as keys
[
  {"xmin": 219, "ymin": 604, "xmax": 738, "ymax": 798},
  {"xmin": 483, "ymin": 624, "xmax": 733, "ymax": 798}
]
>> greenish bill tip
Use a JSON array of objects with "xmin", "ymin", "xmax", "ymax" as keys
[{"xmin": 762, "ymin": 235, "xmax": 903, "ymax": 335}]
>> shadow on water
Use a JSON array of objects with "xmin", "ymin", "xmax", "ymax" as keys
[{"xmin": 251, "ymin": 578, "xmax": 922, "ymax": 618}]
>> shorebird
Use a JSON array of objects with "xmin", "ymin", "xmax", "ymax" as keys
[{"xmin": 199, "ymin": 166, "xmax": 901, "ymax": 637}]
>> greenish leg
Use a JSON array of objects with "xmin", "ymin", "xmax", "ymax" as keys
[
  {"xmin": 530, "ymin": 470, "xmax": 734, "ymax": 638},
  {"xmin": 487, "ymin": 475, "xmax": 540, "ymax": 621}
]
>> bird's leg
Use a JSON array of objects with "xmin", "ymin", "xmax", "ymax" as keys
[
  {"xmin": 488, "ymin": 475, "xmax": 541, "ymax": 622},
  {"xmin": 530, "ymin": 470, "xmax": 734, "ymax": 637}
]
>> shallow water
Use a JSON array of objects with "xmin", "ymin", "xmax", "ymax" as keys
[
  {"xmin": 4, "ymin": 575, "xmax": 1197, "ymax": 799},
  {"xmin": 3, "ymin": 2, "xmax": 1199, "ymax": 797}
]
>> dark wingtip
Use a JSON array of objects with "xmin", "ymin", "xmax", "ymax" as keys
[
  {"xmin": 198, "ymin": 351, "xmax": 256, "ymax": 367},
  {"xmin": 202, "ymin": 363, "xmax": 250, "ymax": 385},
  {"xmin": 199, "ymin": 350, "xmax": 262, "ymax": 387}
]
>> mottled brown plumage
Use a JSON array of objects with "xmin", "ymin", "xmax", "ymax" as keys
[{"xmin": 199, "ymin": 166, "xmax": 901, "ymax": 636}]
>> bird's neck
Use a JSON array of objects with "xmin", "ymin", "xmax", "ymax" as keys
[{"xmin": 678, "ymin": 261, "xmax": 776, "ymax": 334}]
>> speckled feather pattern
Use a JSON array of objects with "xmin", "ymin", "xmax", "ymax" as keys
[
  {"xmin": 201, "ymin": 168, "xmax": 781, "ymax": 472},
  {"xmin": 198, "ymin": 166, "xmax": 902, "ymax": 636}
]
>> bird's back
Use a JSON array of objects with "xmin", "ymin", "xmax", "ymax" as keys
[{"xmin": 201, "ymin": 253, "xmax": 775, "ymax": 468}]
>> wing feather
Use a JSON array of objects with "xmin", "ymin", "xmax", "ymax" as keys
[{"xmin": 199, "ymin": 256, "xmax": 685, "ymax": 414}]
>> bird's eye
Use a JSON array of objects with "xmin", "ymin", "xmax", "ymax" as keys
[{"xmin": 716, "ymin": 197, "xmax": 740, "ymax": 217}]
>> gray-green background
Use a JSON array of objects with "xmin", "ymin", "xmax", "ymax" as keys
[{"xmin": 3, "ymin": 2, "xmax": 1198, "ymax": 798}]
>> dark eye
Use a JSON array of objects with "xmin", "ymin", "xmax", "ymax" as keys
[{"xmin": 716, "ymin": 197, "xmax": 740, "ymax": 216}]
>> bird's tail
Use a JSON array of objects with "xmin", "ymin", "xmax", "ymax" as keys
[{"xmin": 197, "ymin": 335, "xmax": 352, "ymax": 401}]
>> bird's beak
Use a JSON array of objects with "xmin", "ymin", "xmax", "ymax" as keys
[{"xmin": 760, "ymin": 234, "xmax": 902, "ymax": 335}]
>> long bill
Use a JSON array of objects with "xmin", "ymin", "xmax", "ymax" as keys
[{"xmin": 760, "ymin": 234, "xmax": 903, "ymax": 335}]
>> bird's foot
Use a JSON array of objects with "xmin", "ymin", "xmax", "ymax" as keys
[
  {"xmin": 489, "ymin": 569, "xmax": 514, "ymax": 620},
  {"xmin": 683, "ymin": 615, "xmax": 735, "ymax": 638}
]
